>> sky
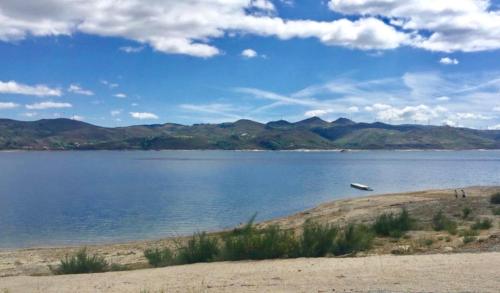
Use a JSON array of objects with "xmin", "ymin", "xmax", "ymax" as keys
[{"xmin": 0, "ymin": 0, "xmax": 499, "ymax": 129}]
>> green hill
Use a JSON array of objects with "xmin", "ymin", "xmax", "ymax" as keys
[{"xmin": 0, "ymin": 117, "xmax": 498, "ymax": 150}]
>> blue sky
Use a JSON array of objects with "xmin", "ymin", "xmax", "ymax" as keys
[{"xmin": 0, "ymin": 0, "xmax": 499, "ymax": 129}]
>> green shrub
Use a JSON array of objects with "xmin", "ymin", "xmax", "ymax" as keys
[
  {"xmin": 463, "ymin": 236, "xmax": 476, "ymax": 244},
  {"xmin": 299, "ymin": 220, "xmax": 337, "ymax": 257},
  {"xmin": 144, "ymin": 247, "xmax": 174, "ymax": 267},
  {"xmin": 432, "ymin": 210, "xmax": 457, "ymax": 234},
  {"xmin": 492, "ymin": 207, "xmax": 500, "ymax": 216},
  {"xmin": 332, "ymin": 224, "xmax": 374, "ymax": 256},
  {"xmin": 177, "ymin": 232, "xmax": 220, "ymax": 264},
  {"xmin": 109, "ymin": 263, "xmax": 129, "ymax": 271},
  {"xmin": 461, "ymin": 207, "xmax": 472, "ymax": 219},
  {"xmin": 222, "ymin": 224, "xmax": 298, "ymax": 260},
  {"xmin": 372, "ymin": 208, "xmax": 414, "ymax": 238},
  {"xmin": 458, "ymin": 228, "xmax": 479, "ymax": 237},
  {"xmin": 471, "ymin": 218, "xmax": 492, "ymax": 230},
  {"xmin": 490, "ymin": 192, "xmax": 500, "ymax": 204},
  {"xmin": 53, "ymin": 249, "xmax": 108, "ymax": 274}
]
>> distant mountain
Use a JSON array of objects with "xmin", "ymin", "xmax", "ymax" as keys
[{"xmin": 0, "ymin": 117, "xmax": 499, "ymax": 150}]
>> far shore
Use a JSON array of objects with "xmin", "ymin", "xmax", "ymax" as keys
[
  {"xmin": 1, "ymin": 185, "xmax": 499, "ymax": 278},
  {"xmin": 1, "ymin": 148, "xmax": 500, "ymax": 152}
]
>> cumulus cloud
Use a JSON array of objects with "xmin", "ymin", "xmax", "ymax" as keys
[
  {"xmin": 369, "ymin": 103, "xmax": 448, "ymax": 123},
  {"xmin": 114, "ymin": 93, "xmax": 127, "ymax": 98},
  {"xmin": 68, "ymin": 84, "xmax": 94, "ymax": 96},
  {"xmin": 25, "ymin": 101, "xmax": 72, "ymax": 110},
  {"xmin": 241, "ymin": 49, "xmax": 258, "ymax": 58},
  {"xmin": 439, "ymin": 57, "xmax": 459, "ymax": 65},
  {"xmin": 328, "ymin": 0, "xmax": 500, "ymax": 52},
  {"xmin": 0, "ymin": 102, "xmax": 19, "ymax": 109},
  {"xmin": 488, "ymin": 124, "xmax": 500, "ymax": 130},
  {"xmin": 0, "ymin": 80, "xmax": 61, "ymax": 96},
  {"xmin": 130, "ymin": 112, "xmax": 158, "ymax": 120},
  {"xmin": 0, "ymin": 0, "xmax": 409, "ymax": 57}
]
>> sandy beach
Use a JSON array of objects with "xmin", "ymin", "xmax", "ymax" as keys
[
  {"xmin": 2, "ymin": 252, "xmax": 500, "ymax": 292},
  {"xmin": 1, "ymin": 186, "xmax": 499, "ymax": 292}
]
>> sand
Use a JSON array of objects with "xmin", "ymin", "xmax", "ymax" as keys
[{"xmin": 2, "ymin": 252, "xmax": 500, "ymax": 292}]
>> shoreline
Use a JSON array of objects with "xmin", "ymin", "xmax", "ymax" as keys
[
  {"xmin": 0, "ymin": 185, "xmax": 493, "ymax": 251},
  {"xmin": 1, "ymin": 185, "xmax": 499, "ymax": 278}
]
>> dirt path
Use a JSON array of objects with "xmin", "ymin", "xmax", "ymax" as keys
[{"xmin": 2, "ymin": 252, "xmax": 499, "ymax": 292}]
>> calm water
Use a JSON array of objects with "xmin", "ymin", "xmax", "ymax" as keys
[{"xmin": 0, "ymin": 150, "xmax": 499, "ymax": 249}]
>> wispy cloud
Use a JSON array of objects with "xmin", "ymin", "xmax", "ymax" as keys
[
  {"xmin": 25, "ymin": 101, "xmax": 72, "ymax": 110},
  {"xmin": 101, "ymin": 80, "xmax": 119, "ymax": 89},
  {"xmin": 68, "ymin": 84, "xmax": 94, "ymax": 96},
  {"xmin": 119, "ymin": 46, "xmax": 144, "ymax": 53},
  {"xmin": 110, "ymin": 109, "xmax": 122, "ymax": 116},
  {"xmin": 180, "ymin": 71, "xmax": 500, "ymax": 128}
]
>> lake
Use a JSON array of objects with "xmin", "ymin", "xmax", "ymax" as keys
[{"xmin": 0, "ymin": 150, "xmax": 499, "ymax": 249}]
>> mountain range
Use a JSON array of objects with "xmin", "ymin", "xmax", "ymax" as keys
[{"xmin": 0, "ymin": 117, "xmax": 499, "ymax": 150}]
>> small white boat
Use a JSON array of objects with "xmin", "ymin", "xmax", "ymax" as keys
[{"xmin": 350, "ymin": 183, "xmax": 373, "ymax": 191}]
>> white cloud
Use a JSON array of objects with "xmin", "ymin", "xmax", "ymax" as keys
[
  {"xmin": 442, "ymin": 119, "xmax": 460, "ymax": 127},
  {"xmin": 488, "ymin": 124, "xmax": 500, "ymax": 130},
  {"xmin": 437, "ymin": 96, "xmax": 450, "ymax": 101},
  {"xmin": 25, "ymin": 101, "xmax": 72, "ymax": 110},
  {"xmin": 304, "ymin": 109, "xmax": 333, "ymax": 117},
  {"xmin": 439, "ymin": 57, "xmax": 459, "ymax": 65},
  {"xmin": 68, "ymin": 84, "xmax": 94, "ymax": 96},
  {"xmin": 456, "ymin": 112, "xmax": 491, "ymax": 120},
  {"xmin": 347, "ymin": 106, "xmax": 359, "ymax": 113},
  {"xmin": 328, "ymin": 0, "xmax": 500, "ymax": 52},
  {"xmin": 70, "ymin": 115, "xmax": 84, "ymax": 121},
  {"xmin": 1, "ymin": 0, "xmax": 499, "ymax": 57},
  {"xmin": 130, "ymin": 112, "xmax": 158, "ymax": 120},
  {"xmin": 251, "ymin": 0, "xmax": 275, "ymax": 12},
  {"xmin": 241, "ymin": 49, "xmax": 258, "ymax": 58},
  {"xmin": 110, "ymin": 109, "xmax": 122, "ymax": 116},
  {"xmin": 0, "ymin": 80, "xmax": 61, "ymax": 96},
  {"xmin": 493, "ymin": 106, "xmax": 500, "ymax": 112},
  {"xmin": 364, "ymin": 103, "xmax": 448, "ymax": 123},
  {"xmin": 114, "ymin": 93, "xmax": 127, "ymax": 98},
  {"xmin": 119, "ymin": 46, "xmax": 144, "ymax": 53},
  {"xmin": 22, "ymin": 112, "xmax": 37, "ymax": 117},
  {"xmin": 0, "ymin": 101, "xmax": 19, "ymax": 109},
  {"xmin": 230, "ymin": 71, "xmax": 500, "ymax": 128},
  {"xmin": 0, "ymin": 0, "xmax": 409, "ymax": 57},
  {"xmin": 101, "ymin": 80, "xmax": 119, "ymax": 89}
]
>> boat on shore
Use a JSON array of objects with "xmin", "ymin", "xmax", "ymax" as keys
[{"xmin": 350, "ymin": 183, "xmax": 373, "ymax": 191}]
